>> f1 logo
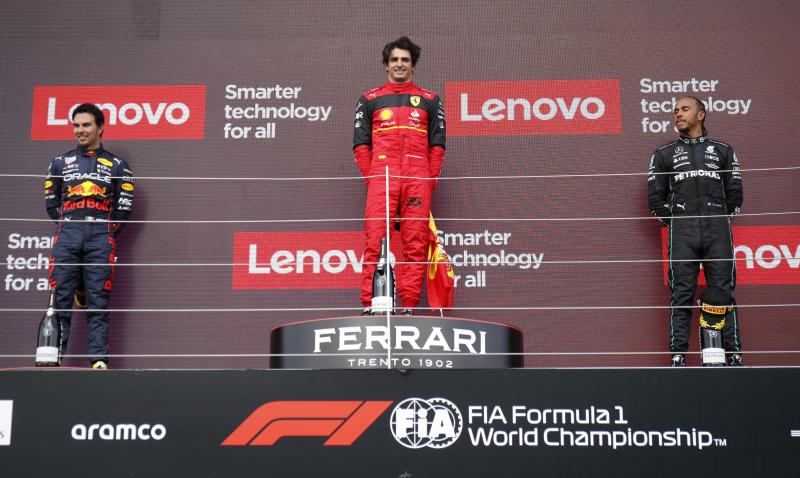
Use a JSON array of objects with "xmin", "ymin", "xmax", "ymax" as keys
[{"xmin": 221, "ymin": 400, "xmax": 392, "ymax": 446}]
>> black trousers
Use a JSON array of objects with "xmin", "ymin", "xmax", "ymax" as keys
[{"xmin": 667, "ymin": 216, "xmax": 741, "ymax": 353}]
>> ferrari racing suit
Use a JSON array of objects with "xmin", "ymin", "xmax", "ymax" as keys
[{"xmin": 353, "ymin": 81, "xmax": 446, "ymax": 308}]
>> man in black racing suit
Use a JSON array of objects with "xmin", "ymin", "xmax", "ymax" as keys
[
  {"xmin": 45, "ymin": 103, "xmax": 134, "ymax": 369},
  {"xmin": 648, "ymin": 96, "xmax": 743, "ymax": 367}
]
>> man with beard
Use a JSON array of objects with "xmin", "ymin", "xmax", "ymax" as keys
[{"xmin": 648, "ymin": 96, "xmax": 743, "ymax": 367}]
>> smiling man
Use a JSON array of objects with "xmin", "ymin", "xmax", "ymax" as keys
[
  {"xmin": 44, "ymin": 103, "xmax": 135, "ymax": 369},
  {"xmin": 647, "ymin": 96, "xmax": 743, "ymax": 367},
  {"xmin": 353, "ymin": 36, "xmax": 446, "ymax": 315}
]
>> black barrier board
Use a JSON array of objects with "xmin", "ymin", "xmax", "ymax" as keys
[
  {"xmin": 270, "ymin": 315, "xmax": 524, "ymax": 368},
  {"xmin": 1, "ymin": 369, "xmax": 799, "ymax": 477}
]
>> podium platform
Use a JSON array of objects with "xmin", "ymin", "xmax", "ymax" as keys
[
  {"xmin": 270, "ymin": 314, "xmax": 524, "ymax": 369},
  {"xmin": 2, "ymin": 368, "xmax": 799, "ymax": 477}
]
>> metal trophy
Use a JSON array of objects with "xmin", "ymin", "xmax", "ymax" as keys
[
  {"xmin": 700, "ymin": 328, "xmax": 725, "ymax": 366},
  {"xmin": 698, "ymin": 287, "xmax": 730, "ymax": 367},
  {"xmin": 370, "ymin": 237, "xmax": 396, "ymax": 314},
  {"xmin": 35, "ymin": 290, "xmax": 60, "ymax": 366}
]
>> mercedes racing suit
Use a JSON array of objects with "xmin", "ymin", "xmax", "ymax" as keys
[
  {"xmin": 45, "ymin": 145, "xmax": 134, "ymax": 364},
  {"xmin": 353, "ymin": 81, "xmax": 446, "ymax": 308},
  {"xmin": 648, "ymin": 135, "xmax": 742, "ymax": 354}
]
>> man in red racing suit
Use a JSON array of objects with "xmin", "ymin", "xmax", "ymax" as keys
[{"xmin": 353, "ymin": 36, "xmax": 446, "ymax": 314}]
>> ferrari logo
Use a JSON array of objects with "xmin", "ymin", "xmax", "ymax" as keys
[{"xmin": 410, "ymin": 96, "xmax": 420, "ymax": 107}]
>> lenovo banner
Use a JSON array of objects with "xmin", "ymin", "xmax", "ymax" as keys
[
  {"xmin": 232, "ymin": 231, "xmax": 406, "ymax": 290},
  {"xmin": 661, "ymin": 225, "xmax": 800, "ymax": 285},
  {"xmin": 445, "ymin": 79, "xmax": 622, "ymax": 136},
  {"xmin": 31, "ymin": 85, "xmax": 206, "ymax": 140}
]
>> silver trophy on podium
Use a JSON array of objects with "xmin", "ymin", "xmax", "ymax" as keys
[{"xmin": 698, "ymin": 287, "xmax": 731, "ymax": 367}]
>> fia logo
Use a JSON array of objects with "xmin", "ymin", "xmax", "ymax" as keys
[{"xmin": 390, "ymin": 398, "xmax": 462, "ymax": 449}]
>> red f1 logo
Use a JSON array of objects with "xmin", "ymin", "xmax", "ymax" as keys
[{"xmin": 221, "ymin": 401, "xmax": 392, "ymax": 446}]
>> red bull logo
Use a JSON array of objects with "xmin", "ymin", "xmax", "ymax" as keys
[
  {"xmin": 63, "ymin": 198, "xmax": 111, "ymax": 212},
  {"xmin": 67, "ymin": 181, "xmax": 107, "ymax": 197}
]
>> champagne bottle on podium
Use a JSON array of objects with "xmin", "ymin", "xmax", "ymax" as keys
[
  {"xmin": 35, "ymin": 290, "xmax": 60, "ymax": 367},
  {"xmin": 371, "ymin": 237, "xmax": 396, "ymax": 314}
]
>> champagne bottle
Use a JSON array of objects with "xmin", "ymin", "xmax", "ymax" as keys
[
  {"xmin": 35, "ymin": 290, "xmax": 60, "ymax": 367},
  {"xmin": 371, "ymin": 237, "xmax": 395, "ymax": 314}
]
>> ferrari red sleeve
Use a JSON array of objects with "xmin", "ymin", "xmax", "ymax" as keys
[
  {"xmin": 354, "ymin": 145, "xmax": 372, "ymax": 183},
  {"xmin": 428, "ymin": 146, "xmax": 445, "ymax": 179}
]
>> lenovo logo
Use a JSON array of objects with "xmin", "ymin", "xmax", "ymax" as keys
[
  {"xmin": 221, "ymin": 400, "xmax": 392, "ymax": 446},
  {"xmin": 445, "ymin": 79, "xmax": 621, "ymax": 136},
  {"xmin": 661, "ymin": 225, "xmax": 800, "ymax": 285},
  {"xmin": 31, "ymin": 85, "xmax": 206, "ymax": 140},
  {"xmin": 232, "ymin": 231, "xmax": 403, "ymax": 290}
]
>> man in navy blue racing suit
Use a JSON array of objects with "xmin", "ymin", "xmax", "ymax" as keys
[{"xmin": 45, "ymin": 103, "xmax": 134, "ymax": 369}]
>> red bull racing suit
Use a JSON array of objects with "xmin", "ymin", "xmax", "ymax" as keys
[
  {"xmin": 353, "ymin": 81, "xmax": 446, "ymax": 308},
  {"xmin": 45, "ymin": 145, "xmax": 134, "ymax": 365}
]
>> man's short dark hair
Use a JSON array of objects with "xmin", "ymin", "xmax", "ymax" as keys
[
  {"xmin": 685, "ymin": 96, "xmax": 706, "ymax": 114},
  {"xmin": 684, "ymin": 96, "xmax": 707, "ymax": 131},
  {"xmin": 382, "ymin": 36, "xmax": 421, "ymax": 66},
  {"xmin": 71, "ymin": 103, "xmax": 105, "ymax": 128}
]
